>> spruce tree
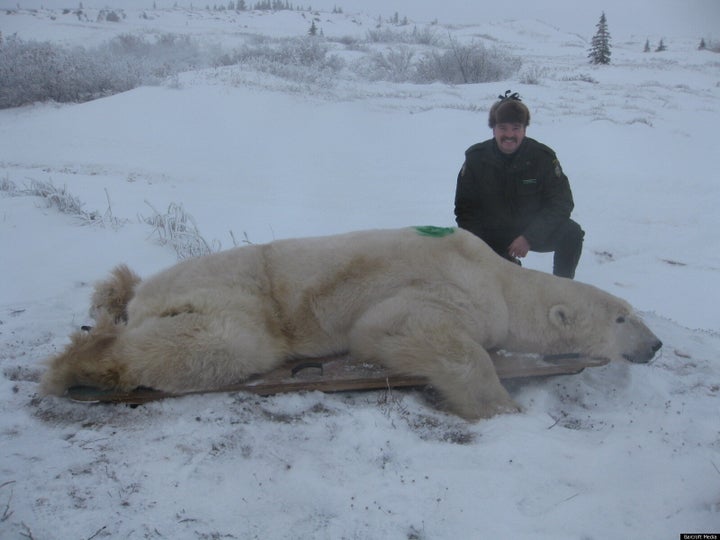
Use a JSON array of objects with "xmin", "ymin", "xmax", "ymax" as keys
[
  {"xmin": 698, "ymin": 38, "xmax": 706, "ymax": 50},
  {"xmin": 643, "ymin": 39, "xmax": 651, "ymax": 53},
  {"xmin": 588, "ymin": 12, "xmax": 611, "ymax": 65},
  {"xmin": 655, "ymin": 38, "xmax": 667, "ymax": 52}
]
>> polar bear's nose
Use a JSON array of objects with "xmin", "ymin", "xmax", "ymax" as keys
[
  {"xmin": 624, "ymin": 338, "xmax": 663, "ymax": 364},
  {"xmin": 639, "ymin": 338, "xmax": 662, "ymax": 363}
]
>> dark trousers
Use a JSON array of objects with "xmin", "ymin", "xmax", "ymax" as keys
[{"xmin": 484, "ymin": 219, "xmax": 585, "ymax": 279}]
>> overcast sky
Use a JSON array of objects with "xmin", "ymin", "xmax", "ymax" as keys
[{"xmin": 2, "ymin": 0, "xmax": 718, "ymax": 38}]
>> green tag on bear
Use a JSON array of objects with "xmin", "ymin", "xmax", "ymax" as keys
[{"xmin": 414, "ymin": 226, "xmax": 456, "ymax": 238}]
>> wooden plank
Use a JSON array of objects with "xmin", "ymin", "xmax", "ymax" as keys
[{"xmin": 66, "ymin": 351, "xmax": 609, "ymax": 404}]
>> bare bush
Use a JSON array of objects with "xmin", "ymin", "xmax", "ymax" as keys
[
  {"xmin": 411, "ymin": 26, "xmax": 443, "ymax": 47},
  {"xmin": 519, "ymin": 65, "xmax": 547, "ymax": 85},
  {"xmin": 366, "ymin": 27, "xmax": 407, "ymax": 44},
  {"xmin": 560, "ymin": 73, "xmax": 599, "ymax": 84},
  {"xmin": 0, "ymin": 175, "xmax": 17, "ymax": 193},
  {"xmin": 0, "ymin": 33, "xmax": 216, "ymax": 108},
  {"xmin": 231, "ymin": 36, "xmax": 344, "ymax": 86},
  {"xmin": 706, "ymin": 40, "xmax": 720, "ymax": 53},
  {"xmin": 358, "ymin": 46, "xmax": 415, "ymax": 82},
  {"xmin": 354, "ymin": 36, "xmax": 520, "ymax": 85},
  {"xmin": 366, "ymin": 26, "xmax": 441, "ymax": 46},
  {"xmin": 0, "ymin": 24, "xmax": 518, "ymax": 108},
  {"xmin": 141, "ymin": 202, "xmax": 220, "ymax": 260},
  {"xmin": 329, "ymin": 35, "xmax": 364, "ymax": 50},
  {"xmin": 103, "ymin": 33, "xmax": 209, "ymax": 78},
  {"xmin": 26, "ymin": 180, "xmax": 88, "ymax": 217},
  {"xmin": 367, "ymin": 26, "xmax": 442, "ymax": 46},
  {"xmin": 414, "ymin": 41, "xmax": 520, "ymax": 84},
  {"xmin": 2, "ymin": 178, "xmax": 124, "ymax": 228},
  {"xmin": 2, "ymin": 175, "xmax": 214, "ymax": 258},
  {"xmin": 0, "ymin": 37, "xmax": 118, "ymax": 107}
]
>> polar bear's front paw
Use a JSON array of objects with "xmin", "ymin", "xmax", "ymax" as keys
[{"xmin": 449, "ymin": 391, "xmax": 521, "ymax": 421}]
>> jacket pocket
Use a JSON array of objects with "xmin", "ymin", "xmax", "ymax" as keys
[{"xmin": 516, "ymin": 177, "xmax": 539, "ymax": 196}]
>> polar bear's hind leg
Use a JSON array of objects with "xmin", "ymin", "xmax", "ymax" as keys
[
  {"xmin": 41, "ymin": 309, "xmax": 287, "ymax": 396},
  {"xmin": 89, "ymin": 264, "xmax": 141, "ymax": 323},
  {"xmin": 115, "ymin": 311, "xmax": 287, "ymax": 393}
]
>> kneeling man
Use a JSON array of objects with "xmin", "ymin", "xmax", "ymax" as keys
[{"xmin": 454, "ymin": 91, "xmax": 584, "ymax": 278}]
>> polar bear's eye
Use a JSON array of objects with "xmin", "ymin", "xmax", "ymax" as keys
[{"xmin": 616, "ymin": 316, "xmax": 626, "ymax": 323}]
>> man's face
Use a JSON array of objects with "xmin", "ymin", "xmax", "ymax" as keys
[{"xmin": 493, "ymin": 122, "xmax": 526, "ymax": 155}]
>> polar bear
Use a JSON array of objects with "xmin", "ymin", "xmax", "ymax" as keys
[{"xmin": 42, "ymin": 227, "xmax": 662, "ymax": 420}]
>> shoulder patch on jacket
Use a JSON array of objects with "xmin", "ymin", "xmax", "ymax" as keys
[{"xmin": 553, "ymin": 158, "xmax": 563, "ymax": 178}]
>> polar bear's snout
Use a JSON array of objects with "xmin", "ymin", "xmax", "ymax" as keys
[
  {"xmin": 623, "ymin": 337, "xmax": 662, "ymax": 364},
  {"xmin": 620, "ymin": 317, "xmax": 663, "ymax": 364}
]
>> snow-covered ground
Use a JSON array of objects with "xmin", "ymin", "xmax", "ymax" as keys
[{"xmin": 1, "ymin": 2, "xmax": 719, "ymax": 539}]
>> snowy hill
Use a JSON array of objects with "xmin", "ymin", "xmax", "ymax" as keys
[{"xmin": 1, "ymin": 3, "xmax": 719, "ymax": 539}]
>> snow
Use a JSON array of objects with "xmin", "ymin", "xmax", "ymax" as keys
[{"xmin": 1, "ymin": 2, "xmax": 719, "ymax": 539}]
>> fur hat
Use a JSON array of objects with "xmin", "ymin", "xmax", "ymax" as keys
[{"xmin": 488, "ymin": 96, "xmax": 530, "ymax": 128}]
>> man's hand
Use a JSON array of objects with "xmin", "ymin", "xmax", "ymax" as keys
[{"xmin": 508, "ymin": 235, "xmax": 530, "ymax": 258}]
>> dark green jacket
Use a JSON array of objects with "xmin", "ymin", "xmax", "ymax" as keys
[{"xmin": 454, "ymin": 137, "xmax": 574, "ymax": 248}]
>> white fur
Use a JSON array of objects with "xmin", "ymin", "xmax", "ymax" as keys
[{"xmin": 42, "ymin": 227, "xmax": 661, "ymax": 420}]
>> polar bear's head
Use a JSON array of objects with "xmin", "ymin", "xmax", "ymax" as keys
[{"xmin": 547, "ymin": 286, "xmax": 662, "ymax": 363}]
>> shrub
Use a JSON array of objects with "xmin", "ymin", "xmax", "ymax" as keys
[
  {"xmin": 0, "ymin": 33, "xmax": 215, "ymax": 108},
  {"xmin": 141, "ymin": 202, "xmax": 220, "ymax": 260},
  {"xmin": 103, "ymin": 10, "xmax": 121, "ymax": 22},
  {"xmin": 1, "ymin": 177, "xmax": 124, "ymax": 228},
  {"xmin": 414, "ymin": 41, "xmax": 521, "ymax": 84},
  {"xmin": 0, "ymin": 37, "xmax": 128, "ymax": 107},
  {"xmin": 0, "ymin": 175, "xmax": 18, "ymax": 193},
  {"xmin": 231, "ymin": 36, "xmax": 344, "ymax": 86},
  {"xmin": 365, "ymin": 26, "xmax": 441, "ymax": 46},
  {"xmin": 560, "ymin": 73, "xmax": 599, "ymax": 84},
  {"xmin": 519, "ymin": 65, "xmax": 546, "ymax": 85},
  {"xmin": 25, "ymin": 179, "xmax": 89, "ymax": 217},
  {"xmin": 330, "ymin": 35, "xmax": 363, "ymax": 49},
  {"xmin": 352, "ymin": 38, "xmax": 520, "ymax": 85},
  {"xmin": 359, "ymin": 46, "xmax": 415, "ymax": 82}
]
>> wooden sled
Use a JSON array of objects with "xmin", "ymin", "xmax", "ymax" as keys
[{"xmin": 66, "ymin": 351, "xmax": 609, "ymax": 405}]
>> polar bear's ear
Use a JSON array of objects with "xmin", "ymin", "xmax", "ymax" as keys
[{"xmin": 549, "ymin": 304, "xmax": 573, "ymax": 328}]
